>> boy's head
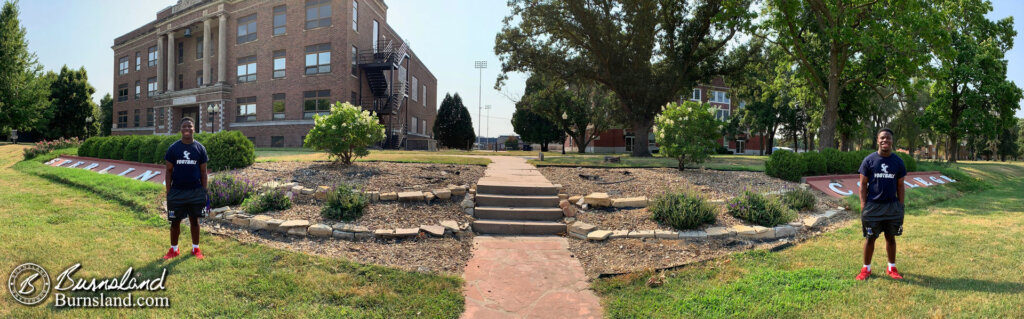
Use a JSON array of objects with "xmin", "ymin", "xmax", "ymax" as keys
[
  {"xmin": 877, "ymin": 128, "xmax": 894, "ymax": 153},
  {"xmin": 181, "ymin": 117, "xmax": 195, "ymax": 140}
]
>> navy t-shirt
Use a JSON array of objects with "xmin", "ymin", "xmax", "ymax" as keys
[
  {"xmin": 858, "ymin": 152, "xmax": 907, "ymax": 203},
  {"xmin": 164, "ymin": 140, "xmax": 208, "ymax": 190}
]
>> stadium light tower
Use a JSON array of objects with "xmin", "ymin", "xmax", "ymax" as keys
[{"xmin": 474, "ymin": 61, "xmax": 487, "ymax": 149}]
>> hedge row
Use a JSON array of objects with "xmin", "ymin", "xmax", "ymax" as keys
[
  {"xmin": 77, "ymin": 131, "xmax": 255, "ymax": 171},
  {"xmin": 766, "ymin": 149, "xmax": 918, "ymax": 182}
]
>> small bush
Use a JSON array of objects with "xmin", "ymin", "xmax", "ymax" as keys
[
  {"xmin": 780, "ymin": 189, "xmax": 816, "ymax": 212},
  {"xmin": 204, "ymin": 130, "xmax": 255, "ymax": 171},
  {"xmin": 895, "ymin": 151, "xmax": 917, "ymax": 172},
  {"xmin": 800, "ymin": 151, "xmax": 827, "ymax": 176},
  {"xmin": 22, "ymin": 137, "xmax": 83, "ymax": 160},
  {"xmin": 650, "ymin": 189, "xmax": 717, "ymax": 230},
  {"xmin": 207, "ymin": 175, "xmax": 259, "ymax": 208},
  {"xmin": 846, "ymin": 149, "xmax": 874, "ymax": 174},
  {"xmin": 727, "ymin": 191, "xmax": 796, "ymax": 227},
  {"xmin": 821, "ymin": 148, "xmax": 845, "ymax": 174},
  {"xmin": 765, "ymin": 150, "xmax": 805, "ymax": 182},
  {"xmin": 77, "ymin": 132, "xmax": 252, "ymax": 170},
  {"xmin": 78, "ymin": 138, "xmax": 98, "ymax": 157},
  {"xmin": 242, "ymin": 190, "xmax": 292, "ymax": 214},
  {"xmin": 715, "ymin": 145, "xmax": 732, "ymax": 155},
  {"xmin": 321, "ymin": 185, "xmax": 368, "ymax": 221},
  {"xmin": 123, "ymin": 136, "xmax": 146, "ymax": 162},
  {"xmin": 304, "ymin": 102, "xmax": 386, "ymax": 165}
]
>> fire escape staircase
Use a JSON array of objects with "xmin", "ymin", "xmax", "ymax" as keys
[{"xmin": 358, "ymin": 40, "xmax": 409, "ymax": 149}]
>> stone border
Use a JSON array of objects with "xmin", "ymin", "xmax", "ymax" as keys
[
  {"xmin": 564, "ymin": 185, "xmax": 814, "ymax": 210},
  {"xmin": 206, "ymin": 206, "xmax": 474, "ymax": 241},
  {"xmin": 260, "ymin": 181, "xmax": 472, "ymax": 204},
  {"xmin": 566, "ymin": 208, "xmax": 848, "ymax": 242}
]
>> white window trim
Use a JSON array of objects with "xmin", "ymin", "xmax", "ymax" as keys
[{"xmin": 691, "ymin": 88, "xmax": 701, "ymax": 101}]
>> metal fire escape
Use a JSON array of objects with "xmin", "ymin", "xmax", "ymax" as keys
[{"xmin": 358, "ymin": 39, "xmax": 409, "ymax": 149}]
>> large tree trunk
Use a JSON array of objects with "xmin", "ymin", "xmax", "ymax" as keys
[
  {"xmin": 630, "ymin": 120, "xmax": 653, "ymax": 157},
  {"xmin": 541, "ymin": 142, "xmax": 549, "ymax": 152},
  {"xmin": 818, "ymin": 57, "xmax": 842, "ymax": 150}
]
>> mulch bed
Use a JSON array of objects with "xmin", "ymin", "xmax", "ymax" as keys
[
  {"xmin": 540, "ymin": 167, "xmax": 797, "ymax": 200},
  {"xmin": 221, "ymin": 161, "xmax": 485, "ymax": 193}
]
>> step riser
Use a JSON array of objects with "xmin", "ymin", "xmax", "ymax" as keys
[
  {"xmin": 477, "ymin": 184, "xmax": 560, "ymax": 196},
  {"xmin": 476, "ymin": 195, "xmax": 559, "ymax": 208},
  {"xmin": 474, "ymin": 208, "xmax": 563, "ymax": 221},
  {"xmin": 472, "ymin": 221, "xmax": 566, "ymax": 235}
]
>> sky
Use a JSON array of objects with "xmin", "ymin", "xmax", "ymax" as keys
[{"xmin": 15, "ymin": 0, "xmax": 1024, "ymax": 139}]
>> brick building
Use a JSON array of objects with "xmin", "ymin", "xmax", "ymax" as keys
[
  {"xmin": 111, "ymin": 0, "xmax": 437, "ymax": 149},
  {"xmin": 566, "ymin": 77, "xmax": 763, "ymax": 155}
]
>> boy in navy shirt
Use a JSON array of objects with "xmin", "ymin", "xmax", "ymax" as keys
[
  {"xmin": 162, "ymin": 117, "xmax": 209, "ymax": 260},
  {"xmin": 856, "ymin": 128, "xmax": 907, "ymax": 280}
]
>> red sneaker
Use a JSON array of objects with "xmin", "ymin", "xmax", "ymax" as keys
[
  {"xmin": 886, "ymin": 267, "xmax": 903, "ymax": 280},
  {"xmin": 191, "ymin": 247, "xmax": 204, "ymax": 260},
  {"xmin": 855, "ymin": 267, "xmax": 871, "ymax": 280},
  {"xmin": 162, "ymin": 248, "xmax": 180, "ymax": 260}
]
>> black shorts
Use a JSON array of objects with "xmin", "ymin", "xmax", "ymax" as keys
[
  {"xmin": 862, "ymin": 218, "xmax": 903, "ymax": 238},
  {"xmin": 167, "ymin": 187, "xmax": 208, "ymax": 222}
]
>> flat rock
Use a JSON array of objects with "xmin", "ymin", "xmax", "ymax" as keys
[
  {"xmin": 350, "ymin": 225, "xmax": 370, "ymax": 233},
  {"xmin": 558, "ymin": 199, "xmax": 570, "ymax": 209},
  {"xmin": 739, "ymin": 225, "xmax": 775, "ymax": 239},
  {"xmin": 290, "ymin": 186, "xmax": 304, "ymax": 194},
  {"xmin": 365, "ymin": 191, "xmax": 381, "ymax": 202},
  {"xmin": 679, "ymin": 230, "xmax": 708, "ymax": 239},
  {"xmin": 705, "ymin": 227, "xmax": 733, "ymax": 238},
  {"xmin": 448, "ymin": 184, "xmax": 466, "ymax": 196},
  {"xmin": 441, "ymin": 220, "xmax": 459, "ymax": 231},
  {"xmin": 627, "ymin": 230, "xmax": 656, "ymax": 238},
  {"xmin": 421, "ymin": 225, "xmax": 445, "ymax": 236},
  {"xmin": 461, "ymin": 198, "xmax": 475, "ymax": 209},
  {"xmin": 587, "ymin": 230, "xmax": 613, "ymax": 241},
  {"xmin": 398, "ymin": 191, "xmax": 424, "ymax": 201},
  {"xmin": 612, "ymin": 196, "xmax": 648, "ymax": 208},
  {"xmin": 558, "ymin": 193, "xmax": 569, "ymax": 200},
  {"xmin": 424, "ymin": 192, "xmax": 436, "ymax": 202},
  {"xmin": 211, "ymin": 206, "xmax": 230, "ymax": 213},
  {"xmin": 380, "ymin": 192, "xmax": 398, "ymax": 201},
  {"xmin": 655, "ymin": 230, "xmax": 679, "ymax": 239},
  {"xmin": 300, "ymin": 188, "xmax": 315, "ymax": 195},
  {"xmin": 774, "ymin": 225, "xmax": 798, "ymax": 237},
  {"xmin": 308, "ymin": 224, "xmax": 333, "ymax": 237},
  {"xmin": 249, "ymin": 218, "xmax": 268, "ymax": 230},
  {"xmin": 354, "ymin": 232, "xmax": 373, "ymax": 241},
  {"xmin": 332, "ymin": 230, "xmax": 355, "ymax": 240},
  {"xmin": 568, "ymin": 221, "xmax": 597, "ymax": 235},
  {"xmin": 432, "ymin": 189, "xmax": 452, "ymax": 200},
  {"xmin": 822, "ymin": 210, "xmax": 840, "ymax": 219},
  {"xmin": 803, "ymin": 216, "xmax": 827, "ymax": 228},
  {"xmin": 568, "ymin": 195, "xmax": 583, "ymax": 204},
  {"xmin": 732, "ymin": 225, "xmax": 757, "ymax": 236},
  {"xmin": 280, "ymin": 220, "xmax": 310, "ymax": 228},
  {"xmin": 287, "ymin": 227, "xmax": 307, "ymax": 236},
  {"xmin": 267, "ymin": 219, "xmax": 284, "ymax": 231},
  {"xmin": 374, "ymin": 229, "xmax": 394, "ymax": 237},
  {"xmin": 561, "ymin": 204, "xmax": 576, "ymax": 217},
  {"xmin": 395, "ymin": 228, "xmax": 420, "ymax": 237},
  {"xmin": 787, "ymin": 221, "xmax": 805, "ymax": 228},
  {"xmin": 584, "ymin": 192, "xmax": 611, "ymax": 207},
  {"xmin": 609, "ymin": 230, "xmax": 630, "ymax": 239},
  {"xmin": 231, "ymin": 217, "xmax": 250, "ymax": 227},
  {"xmin": 332, "ymin": 223, "xmax": 352, "ymax": 231}
]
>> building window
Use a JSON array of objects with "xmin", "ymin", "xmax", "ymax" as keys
[
  {"xmin": 352, "ymin": 1, "xmax": 358, "ymax": 31},
  {"xmin": 196, "ymin": 70, "xmax": 203, "ymax": 87},
  {"xmin": 237, "ymin": 55, "xmax": 257, "ymax": 83},
  {"xmin": 422, "ymin": 119, "xmax": 426, "ymax": 134},
  {"xmin": 196, "ymin": 37, "xmax": 203, "ymax": 59},
  {"xmin": 177, "ymin": 41, "xmax": 183, "ymax": 64},
  {"xmin": 411, "ymin": 76, "xmax": 418, "ymax": 101},
  {"xmin": 135, "ymin": 52, "xmax": 141, "ymax": 71},
  {"xmin": 303, "ymin": 90, "xmax": 331, "ymax": 119},
  {"xmin": 134, "ymin": 81, "xmax": 140, "ymax": 100},
  {"xmin": 236, "ymin": 96, "xmax": 256, "ymax": 122},
  {"xmin": 118, "ymin": 57, "xmax": 129, "ymax": 75},
  {"xmin": 305, "ymin": 43, "xmax": 331, "ymax": 75},
  {"xmin": 351, "ymin": 46, "xmax": 358, "ymax": 76},
  {"xmin": 271, "ymin": 136, "xmax": 284, "ymax": 147},
  {"xmin": 147, "ymin": 77, "xmax": 157, "ymax": 96},
  {"xmin": 134, "ymin": 109, "xmax": 140, "ymax": 127},
  {"xmin": 273, "ymin": 50, "xmax": 286, "ymax": 79},
  {"xmin": 272, "ymin": 93, "xmax": 286, "ymax": 120},
  {"xmin": 178, "ymin": 73, "xmax": 184, "ymax": 90},
  {"xmin": 117, "ymin": 83, "xmax": 128, "ymax": 101},
  {"xmin": 146, "ymin": 108, "xmax": 154, "ymax": 127},
  {"xmin": 691, "ymin": 88, "xmax": 701, "ymax": 101},
  {"xmin": 305, "ymin": 0, "xmax": 331, "ymax": 29},
  {"xmin": 411, "ymin": 116, "xmax": 418, "ymax": 134},
  {"xmin": 273, "ymin": 6, "xmax": 287, "ymax": 35},
  {"xmin": 148, "ymin": 46, "xmax": 157, "ymax": 67},
  {"xmin": 157, "ymin": 107, "xmax": 165, "ymax": 126},
  {"xmin": 709, "ymin": 90, "xmax": 729, "ymax": 104},
  {"xmin": 237, "ymin": 14, "xmax": 257, "ymax": 44},
  {"xmin": 117, "ymin": 111, "xmax": 127, "ymax": 128},
  {"xmin": 351, "ymin": 91, "xmax": 357, "ymax": 104},
  {"xmin": 422, "ymin": 85, "xmax": 426, "ymax": 106},
  {"xmin": 715, "ymin": 108, "xmax": 730, "ymax": 122}
]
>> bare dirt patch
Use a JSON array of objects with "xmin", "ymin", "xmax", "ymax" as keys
[
  {"xmin": 540, "ymin": 167, "xmax": 797, "ymax": 200},
  {"xmin": 222, "ymin": 161, "xmax": 484, "ymax": 193}
]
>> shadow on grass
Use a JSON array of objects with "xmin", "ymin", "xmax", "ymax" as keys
[{"xmin": 903, "ymin": 274, "xmax": 1024, "ymax": 294}]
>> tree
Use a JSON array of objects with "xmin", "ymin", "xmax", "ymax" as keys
[
  {"xmin": 303, "ymin": 102, "xmax": 386, "ymax": 165},
  {"xmin": 99, "ymin": 93, "xmax": 113, "ymax": 136},
  {"xmin": 0, "ymin": 1, "xmax": 48, "ymax": 138},
  {"xmin": 520, "ymin": 74, "xmax": 617, "ymax": 154},
  {"xmin": 1016, "ymin": 118, "xmax": 1024, "ymax": 161},
  {"xmin": 763, "ymin": 0, "xmax": 933, "ymax": 149},
  {"xmin": 890, "ymin": 80, "xmax": 932, "ymax": 158},
  {"xmin": 920, "ymin": 0, "xmax": 1022, "ymax": 162},
  {"xmin": 496, "ymin": 0, "xmax": 755, "ymax": 157},
  {"xmin": 654, "ymin": 101, "xmax": 720, "ymax": 170},
  {"xmin": 504, "ymin": 137, "xmax": 519, "ymax": 150},
  {"xmin": 432, "ymin": 93, "xmax": 476, "ymax": 150},
  {"xmin": 511, "ymin": 106, "xmax": 561, "ymax": 152},
  {"xmin": 40, "ymin": 65, "xmax": 97, "ymax": 139}
]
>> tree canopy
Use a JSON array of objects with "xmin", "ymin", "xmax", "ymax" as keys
[{"xmin": 433, "ymin": 93, "xmax": 476, "ymax": 150}]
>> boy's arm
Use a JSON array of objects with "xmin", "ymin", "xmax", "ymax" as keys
[
  {"xmin": 859, "ymin": 174, "xmax": 869, "ymax": 212},
  {"xmin": 165, "ymin": 161, "xmax": 173, "ymax": 193},
  {"xmin": 200, "ymin": 163, "xmax": 208, "ymax": 189},
  {"xmin": 897, "ymin": 177, "xmax": 905, "ymax": 205}
]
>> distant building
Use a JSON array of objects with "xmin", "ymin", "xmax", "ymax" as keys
[{"xmin": 111, "ymin": 0, "xmax": 437, "ymax": 149}]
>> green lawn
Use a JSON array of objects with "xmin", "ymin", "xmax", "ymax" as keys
[
  {"xmin": 530, "ymin": 154, "xmax": 767, "ymax": 171},
  {"xmin": 1, "ymin": 145, "xmax": 464, "ymax": 318},
  {"xmin": 594, "ymin": 161, "xmax": 1024, "ymax": 318}
]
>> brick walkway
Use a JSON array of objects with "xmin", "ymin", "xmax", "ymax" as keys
[{"xmin": 461, "ymin": 157, "xmax": 602, "ymax": 319}]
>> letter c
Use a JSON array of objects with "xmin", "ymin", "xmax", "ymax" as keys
[{"xmin": 829, "ymin": 183, "xmax": 854, "ymax": 196}]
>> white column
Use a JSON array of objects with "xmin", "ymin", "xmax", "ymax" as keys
[
  {"xmin": 217, "ymin": 14, "xmax": 227, "ymax": 84},
  {"xmin": 157, "ymin": 34, "xmax": 165, "ymax": 92},
  {"xmin": 167, "ymin": 31, "xmax": 176, "ymax": 91},
  {"xmin": 203, "ymin": 18, "xmax": 211, "ymax": 86}
]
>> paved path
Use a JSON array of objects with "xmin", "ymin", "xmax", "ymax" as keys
[{"xmin": 461, "ymin": 156, "xmax": 602, "ymax": 318}]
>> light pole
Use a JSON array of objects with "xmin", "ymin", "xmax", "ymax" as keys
[
  {"xmin": 484, "ymin": 105, "xmax": 491, "ymax": 152},
  {"xmin": 207, "ymin": 103, "xmax": 221, "ymax": 132},
  {"xmin": 85, "ymin": 116, "xmax": 93, "ymax": 138},
  {"xmin": 474, "ymin": 60, "xmax": 486, "ymax": 149}
]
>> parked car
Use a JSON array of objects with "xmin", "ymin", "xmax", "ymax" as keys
[{"xmin": 771, "ymin": 146, "xmax": 794, "ymax": 153}]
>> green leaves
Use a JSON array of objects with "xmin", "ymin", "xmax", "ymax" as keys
[
  {"xmin": 653, "ymin": 101, "xmax": 721, "ymax": 170},
  {"xmin": 303, "ymin": 102, "xmax": 386, "ymax": 165},
  {"xmin": 432, "ymin": 93, "xmax": 476, "ymax": 150}
]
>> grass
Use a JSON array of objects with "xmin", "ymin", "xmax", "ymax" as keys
[
  {"xmin": 594, "ymin": 160, "xmax": 1024, "ymax": 318},
  {"xmin": 1, "ymin": 144, "xmax": 464, "ymax": 318},
  {"xmin": 529, "ymin": 154, "xmax": 767, "ymax": 171}
]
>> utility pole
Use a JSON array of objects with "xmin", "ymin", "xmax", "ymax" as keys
[
  {"xmin": 474, "ymin": 61, "xmax": 487, "ymax": 150},
  {"xmin": 484, "ymin": 105, "xmax": 492, "ymax": 152}
]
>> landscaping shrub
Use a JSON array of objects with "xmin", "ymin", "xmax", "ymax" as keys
[
  {"xmin": 122, "ymin": 136, "xmax": 146, "ymax": 162},
  {"xmin": 203, "ymin": 130, "xmax": 255, "ymax": 171},
  {"xmin": 321, "ymin": 185, "xmax": 368, "ymax": 221},
  {"xmin": 143, "ymin": 136, "xmax": 165, "ymax": 164},
  {"xmin": 22, "ymin": 137, "xmax": 82, "ymax": 160},
  {"xmin": 821, "ymin": 148, "xmax": 845, "ymax": 174},
  {"xmin": 649, "ymin": 189, "xmax": 717, "ymax": 230},
  {"xmin": 78, "ymin": 137, "xmax": 98, "ymax": 157},
  {"xmin": 715, "ymin": 145, "xmax": 732, "ymax": 155},
  {"xmin": 800, "ymin": 151, "xmax": 827, "ymax": 176},
  {"xmin": 78, "ymin": 132, "xmax": 252, "ymax": 170},
  {"xmin": 895, "ymin": 151, "xmax": 917, "ymax": 172},
  {"xmin": 241, "ymin": 190, "xmax": 292, "ymax": 214},
  {"xmin": 845, "ymin": 149, "xmax": 873, "ymax": 174},
  {"xmin": 304, "ymin": 102, "xmax": 386, "ymax": 165},
  {"xmin": 727, "ymin": 190, "xmax": 796, "ymax": 227},
  {"xmin": 207, "ymin": 174, "xmax": 259, "ymax": 208},
  {"xmin": 107, "ymin": 136, "xmax": 129, "ymax": 160},
  {"xmin": 780, "ymin": 189, "xmax": 817, "ymax": 212},
  {"xmin": 765, "ymin": 150, "xmax": 805, "ymax": 182},
  {"xmin": 652, "ymin": 101, "xmax": 721, "ymax": 170}
]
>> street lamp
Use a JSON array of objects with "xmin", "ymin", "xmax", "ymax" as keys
[
  {"xmin": 85, "ymin": 116, "xmax": 93, "ymax": 138},
  {"xmin": 562, "ymin": 111, "xmax": 568, "ymax": 154},
  {"xmin": 474, "ymin": 60, "xmax": 487, "ymax": 149},
  {"xmin": 484, "ymin": 105, "xmax": 491, "ymax": 152},
  {"xmin": 207, "ymin": 103, "xmax": 221, "ymax": 132}
]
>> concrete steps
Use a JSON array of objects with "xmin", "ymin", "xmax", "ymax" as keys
[
  {"xmin": 476, "ymin": 194, "xmax": 560, "ymax": 208},
  {"xmin": 474, "ymin": 206, "xmax": 564, "ymax": 221},
  {"xmin": 476, "ymin": 183, "xmax": 560, "ymax": 196},
  {"xmin": 471, "ymin": 220, "xmax": 566, "ymax": 235}
]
